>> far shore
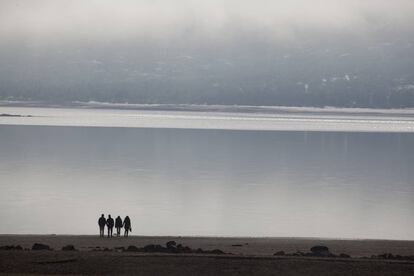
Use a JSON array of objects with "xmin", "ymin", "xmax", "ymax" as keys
[
  {"xmin": 2, "ymin": 100, "xmax": 414, "ymax": 117},
  {"xmin": 0, "ymin": 113, "xmax": 33, "ymax": 117}
]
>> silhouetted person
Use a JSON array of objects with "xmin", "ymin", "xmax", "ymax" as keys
[
  {"xmin": 115, "ymin": 216, "xmax": 123, "ymax": 237},
  {"xmin": 98, "ymin": 214, "xmax": 106, "ymax": 237},
  {"xmin": 123, "ymin": 216, "xmax": 131, "ymax": 237},
  {"xmin": 106, "ymin": 214, "xmax": 114, "ymax": 238}
]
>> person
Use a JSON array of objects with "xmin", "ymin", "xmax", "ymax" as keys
[
  {"xmin": 115, "ymin": 216, "xmax": 123, "ymax": 237},
  {"xmin": 98, "ymin": 214, "xmax": 106, "ymax": 237},
  {"xmin": 106, "ymin": 214, "xmax": 114, "ymax": 238},
  {"xmin": 123, "ymin": 216, "xmax": 132, "ymax": 237}
]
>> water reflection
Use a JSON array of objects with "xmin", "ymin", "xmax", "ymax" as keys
[{"xmin": 0, "ymin": 125, "xmax": 413, "ymax": 239}]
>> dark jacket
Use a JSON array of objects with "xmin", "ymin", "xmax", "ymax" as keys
[
  {"xmin": 107, "ymin": 217, "xmax": 114, "ymax": 228},
  {"xmin": 123, "ymin": 216, "xmax": 131, "ymax": 230},
  {"xmin": 115, "ymin": 217, "xmax": 123, "ymax": 228},
  {"xmin": 98, "ymin": 217, "xmax": 106, "ymax": 228}
]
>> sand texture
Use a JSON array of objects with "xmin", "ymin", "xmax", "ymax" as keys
[{"xmin": 1, "ymin": 235, "xmax": 413, "ymax": 275}]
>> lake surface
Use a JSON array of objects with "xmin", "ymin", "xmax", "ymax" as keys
[{"xmin": 0, "ymin": 106, "xmax": 413, "ymax": 239}]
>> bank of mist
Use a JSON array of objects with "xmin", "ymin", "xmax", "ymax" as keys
[{"xmin": 1, "ymin": 0, "xmax": 414, "ymax": 107}]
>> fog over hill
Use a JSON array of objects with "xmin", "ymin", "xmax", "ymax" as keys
[{"xmin": 1, "ymin": 0, "xmax": 414, "ymax": 108}]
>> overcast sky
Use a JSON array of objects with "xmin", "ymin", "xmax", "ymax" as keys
[
  {"xmin": 1, "ymin": 0, "xmax": 413, "ymax": 107},
  {"xmin": 1, "ymin": 0, "xmax": 414, "ymax": 43}
]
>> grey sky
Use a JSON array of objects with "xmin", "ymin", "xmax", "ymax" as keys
[
  {"xmin": 1, "ymin": 0, "xmax": 414, "ymax": 107},
  {"xmin": 1, "ymin": 0, "xmax": 414, "ymax": 42}
]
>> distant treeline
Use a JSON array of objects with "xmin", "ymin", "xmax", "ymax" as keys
[
  {"xmin": 1, "ymin": 32, "xmax": 413, "ymax": 108},
  {"xmin": 2, "ymin": 80, "xmax": 413, "ymax": 108}
]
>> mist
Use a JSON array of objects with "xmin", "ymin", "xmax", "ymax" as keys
[
  {"xmin": 1, "ymin": 0, "xmax": 414, "ymax": 107},
  {"xmin": 1, "ymin": 0, "xmax": 414, "ymax": 41}
]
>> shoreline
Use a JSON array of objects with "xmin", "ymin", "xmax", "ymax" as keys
[
  {"xmin": 1, "ymin": 235, "xmax": 413, "ymax": 275},
  {"xmin": 2, "ymin": 100, "xmax": 414, "ymax": 117},
  {"xmin": 1, "ymin": 235, "xmax": 414, "ymax": 257},
  {"xmin": 1, "ymin": 234, "xmax": 414, "ymax": 243}
]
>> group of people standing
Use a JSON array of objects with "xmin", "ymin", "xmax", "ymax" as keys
[{"xmin": 98, "ymin": 214, "xmax": 132, "ymax": 237}]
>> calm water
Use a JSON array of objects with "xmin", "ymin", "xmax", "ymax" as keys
[{"xmin": 0, "ymin": 107, "xmax": 413, "ymax": 239}]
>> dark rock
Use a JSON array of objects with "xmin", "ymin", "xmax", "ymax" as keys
[
  {"xmin": 91, "ymin": 247, "xmax": 111, "ymax": 252},
  {"xmin": 0, "ymin": 245, "xmax": 23, "ymax": 251},
  {"xmin": 130, "ymin": 243, "xmax": 228, "ymax": 255},
  {"xmin": 190, "ymin": 247, "xmax": 228, "ymax": 255},
  {"xmin": 0, "ymin": 114, "xmax": 32, "ymax": 117},
  {"xmin": 62, "ymin": 245, "xmax": 76, "ymax": 251},
  {"xmin": 143, "ymin": 244, "xmax": 156, "ymax": 252},
  {"xmin": 231, "ymin": 244, "xmax": 243, "ymax": 247},
  {"xmin": 371, "ymin": 253, "xmax": 414, "ymax": 261},
  {"xmin": 292, "ymin": 251, "xmax": 306, "ymax": 256},
  {"xmin": 126, "ymin": 245, "xmax": 140, "ymax": 252},
  {"xmin": 339, "ymin": 253, "xmax": 351, "ymax": 258},
  {"xmin": 181, "ymin": 246, "xmax": 192, "ymax": 253},
  {"xmin": 32, "ymin": 243, "xmax": 51, "ymax": 251},
  {"xmin": 143, "ymin": 244, "xmax": 167, "ymax": 253},
  {"xmin": 175, "ymin": 244, "xmax": 192, "ymax": 253},
  {"xmin": 166, "ymin": 241, "xmax": 176, "ymax": 249},
  {"xmin": 377, "ymin": 253, "xmax": 393, "ymax": 259},
  {"xmin": 310, "ymin": 245, "xmax": 330, "ymax": 257},
  {"xmin": 395, "ymin": 255, "xmax": 414, "ymax": 261},
  {"xmin": 274, "ymin": 251, "xmax": 285, "ymax": 256},
  {"xmin": 209, "ymin": 249, "xmax": 225, "ymax": 255}
]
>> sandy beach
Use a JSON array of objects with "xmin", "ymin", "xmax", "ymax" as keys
[{"xmin": 1, "ymin": 235, "xmax": 413, "ymax": 275}]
